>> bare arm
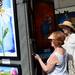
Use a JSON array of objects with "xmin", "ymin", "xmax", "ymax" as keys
[{"xmin": 35, "ymin": 54, "xmax": 57, "ymax": 73}]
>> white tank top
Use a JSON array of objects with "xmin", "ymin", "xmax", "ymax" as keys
[{"xmin": 48, "ymin": 52, "xmax": 68, "ymax": 75}]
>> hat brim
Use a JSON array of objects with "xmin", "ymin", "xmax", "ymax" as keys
[
  {"xmin": 59, "ymin": 24, "xmax": 75, "ymax": 31},
  {"xmin": 59, "ymin": 24, "xmax": 68, "ymax": 28}
]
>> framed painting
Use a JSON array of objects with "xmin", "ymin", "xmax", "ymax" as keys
[
  {"xmin": 0, "ymin": 0, "xmax": 20, "ymax": 60},
  {"xmin": 0, "ymin": 64, "xmax": 22, "ymax": 75}
]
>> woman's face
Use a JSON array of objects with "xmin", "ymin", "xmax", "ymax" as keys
[
  {"xmin": 62, "ymin": 27, "xmax": 71, "ymax": 36},
  {"xmin": 51, "ymin": 39, "xmax": 55, "ymax": 47}
]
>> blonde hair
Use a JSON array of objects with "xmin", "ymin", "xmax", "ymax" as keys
[{"xmin": 49, "ymin": 31, "xmax": 65, "ymax": 47}]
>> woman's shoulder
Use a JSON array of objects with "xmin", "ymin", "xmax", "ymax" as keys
[
  {"xmin": 55, "ymin": 47, "xmax": 65, "ymax": 56},
  {"xmin": 47, "ymin": 52, "xmax": 58, "ymax": 64}
]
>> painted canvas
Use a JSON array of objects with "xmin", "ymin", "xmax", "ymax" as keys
[
  {"xmin": 0, "ymin": 0, "xmax": 20, "ymax": 59},
  {"xmin": 0, "ymin": 64, "xmax": 22, "ymax": 75}
]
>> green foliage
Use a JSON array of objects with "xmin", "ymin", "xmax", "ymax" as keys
[
  {"xmin": 3, "ymin": 28, "xmax": 8, "ymax": 39},
  {"xmin": 0, "ymin": 39, "xmax": 2, "ymax": 46},
  {"xmin": 0, "ymin": 27, "xmax": 8, "ymax": 53},
  {"xmin": 0, "ymin": 72, "xmax": 10, "ymax": 75}
]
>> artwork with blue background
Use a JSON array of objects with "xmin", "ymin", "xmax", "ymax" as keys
[
  {"xmin": 0, "ymin": 0, "xmax": 17, "ymax": 57},
  {"xmin": 0, "ymin": 67, "xmax": 18, "ymax": 75},
  {"xmin": 0, "ymin": 64, "xmax": 21, "ymax": 75}
]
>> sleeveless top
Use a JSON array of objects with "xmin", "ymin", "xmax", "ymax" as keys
[{"xmin": 48, "ymin": 52, "xmax": 68, "ymax": 75}]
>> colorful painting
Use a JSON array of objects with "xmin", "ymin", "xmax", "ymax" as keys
[
  {"xmin": 0, "ymin": 64, "xmax": 21, "ymax": 75},
  {"xmin": 0, "ymin": 0, "xmax": 20, "ymax": 59}
]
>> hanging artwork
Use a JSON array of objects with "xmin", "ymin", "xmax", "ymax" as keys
[
  {"xmin": 0, "ymin": 64, "xmax": 22, "ymax": 75},
  {"xmin": 0, "ymin": 0, "xmax": 20, "ymax": 60}
]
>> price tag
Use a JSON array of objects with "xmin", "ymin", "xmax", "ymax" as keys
[{"xmin": 2, "ymin": 59, "xmax": 10, "ymax": 64}]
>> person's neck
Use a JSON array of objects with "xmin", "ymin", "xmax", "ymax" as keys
[
  {"xmin": 67, "ymin": 32, "xmax": 72, "ymax": 36},
  {"xmin": 65, "ymin": 31, "xmax": 72, "ymax": 37},
  {"xmin": 54, "ymin": 46, "xmax": 58, "ymax": 49}
]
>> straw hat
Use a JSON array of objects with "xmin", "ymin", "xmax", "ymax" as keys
[{"xmin": 59, "ymin": 21, "xmax": 75, "ymax": 31}]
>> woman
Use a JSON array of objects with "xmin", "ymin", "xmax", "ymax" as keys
[
  {"xmin": 34, "ymin": 31, "xmax": 68, "ymax": 75},
  {"xmin": 59, "ymin": 21, "xmax": 75, "ymax": 75}
]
